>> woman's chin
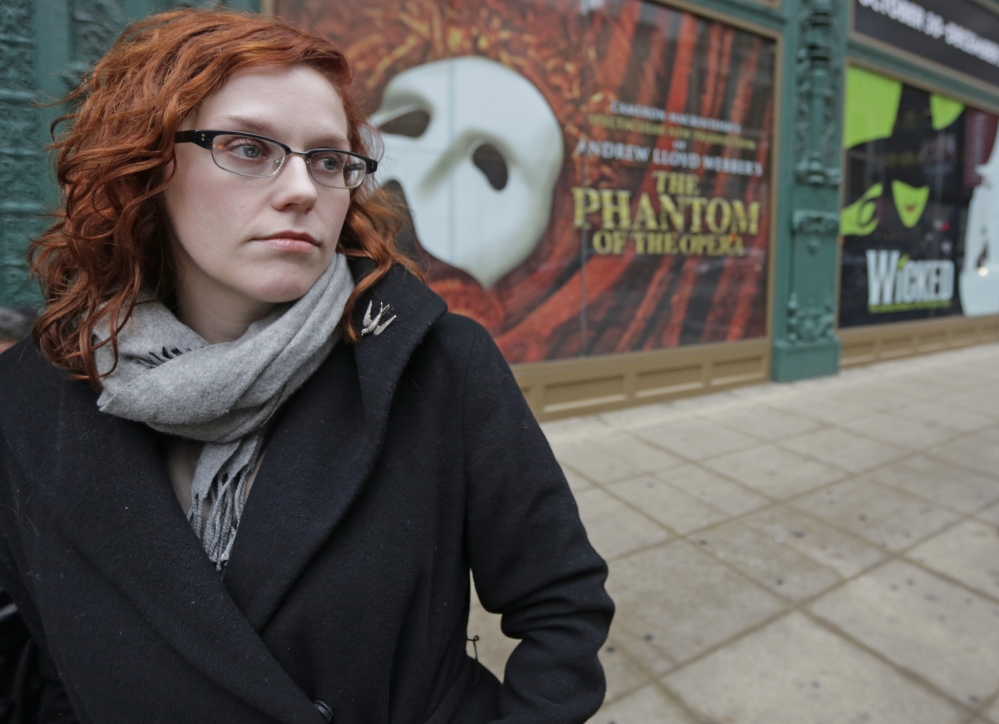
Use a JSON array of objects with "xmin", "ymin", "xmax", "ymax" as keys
[
  {"xmin": 240, "ymin": 259, "xmax": 330, "ymax": 304},
  {"xmin": 248, "ymin": 274, "xmax": 325, "ymax": 305}
]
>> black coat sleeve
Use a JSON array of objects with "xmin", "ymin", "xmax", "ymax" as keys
[
  {"xmin": 460, "ymin": 322, "xmax": 614, "ymax": 723},
  {"xmin": 0, "ymin": 433, "xmax": 80, "ymax": 724}
]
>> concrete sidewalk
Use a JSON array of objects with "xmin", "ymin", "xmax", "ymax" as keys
[{"xmin": 467, "ymin": 342, "xmax": 999, "ymax": 724}]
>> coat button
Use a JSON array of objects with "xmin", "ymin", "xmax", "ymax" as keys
[{"xmin": 314, "ymin": 700, "xmax": 333, "ymax": 722}]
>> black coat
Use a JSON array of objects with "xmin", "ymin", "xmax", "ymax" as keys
[{"xmin": 0, "ymin": 265, "xmax": 613, "ymax": 724}]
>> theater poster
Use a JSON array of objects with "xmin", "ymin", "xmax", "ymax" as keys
[
  {"xmin": 840, "ymin": 65, "xmax": 999, "ymax": 328},
  {"xmin": 282, "ymin": 0, "xmax": 776, "ymax": 362}
]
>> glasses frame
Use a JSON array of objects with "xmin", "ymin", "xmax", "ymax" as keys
[{"xmin": 173, "ymin": 129, "xmax": 378, "ymax": 189}]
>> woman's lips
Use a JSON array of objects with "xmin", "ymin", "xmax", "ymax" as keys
[{"xmin": 256, "ymin": 233, "xmax": 319, "ymax": 253}]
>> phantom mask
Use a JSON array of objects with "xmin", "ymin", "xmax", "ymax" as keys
[{"xmin": 370, "ymin": 57, "xmax": 564, "ymax": 288}]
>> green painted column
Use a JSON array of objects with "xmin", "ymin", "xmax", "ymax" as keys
[
  {"xmin": 771, "ymin": 0, "xmax": 848, "ymax": 381},
  {"xmin": 1, "ymin": 0, "xmax": 258, "ymax": 310},
  {"xmin": 0, "ymin": 0, "xmax": 49, "ymax": 308}
]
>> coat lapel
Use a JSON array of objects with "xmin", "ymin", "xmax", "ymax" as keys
[
  {"xmin": 222, "ymin": 264, "xmax": 448, "ymax": 631},
  {"xmin": 3, "ymin": 348, "xmax": 324, "ymax": 723}
]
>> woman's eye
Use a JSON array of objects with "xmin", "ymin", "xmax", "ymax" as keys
[
  {"xmin": 225, "ymin": 139, "xmax": 268, "ymax": 159},
  {"xmin": 318, "ymin": 155, "xmax": 342, "ymax": 171},
  {"xmin": 235, "ymin": 143, "xmax": 263, "ymax": 158}
]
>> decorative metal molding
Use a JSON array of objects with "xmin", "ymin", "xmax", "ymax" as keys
[
  {"xmin": 778, "ymin": 1, "xmax": 845, "ymax": 358},
  {"xmin": 792, "ymin": 209, "xmax": 839, "ymax": 235},
  {"xmin": 63, "ymin": 0, "xmax": 230, "ymax": 90},
  {"xmin": 786, "ymin": 292, "xmax": 836, "ymax": 344},
  {"xmin": 65, "ymin": 0, "xmax": 128, "ymax": 90},
  {"xmin": 0, "ymin": 0, "xmax": 45, "ymax": 307},
  {"xmin": 2, "ymin": 0, "xmax": 243, "ymax": 310},
  {"xmin": 795, "ymin": 0, "xmax": 842, "ymax": 186}
]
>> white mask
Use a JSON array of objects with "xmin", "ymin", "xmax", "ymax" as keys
[
  {"xmin": 961, "ymin": 138, "xmax": 999, "ymax": 315},
  {"xmin": 370, "ymin": 57, "xmax": 564, "ymax": 289}
]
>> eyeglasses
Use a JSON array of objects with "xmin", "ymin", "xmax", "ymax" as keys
[{"xmin": 173, "ymin": 130, "xmax": 377, "ymax": 189}]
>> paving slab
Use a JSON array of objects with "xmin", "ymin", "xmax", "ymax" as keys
[
  {"xmin": 692, "ymin": 521, "xmax": 842, "ymax": 601},
  {"xmin": 597, "ymin": 638, "xmax": 651, "ymax": 704},
  {"xmin": 703, "ymin": 444, "xmax": 847, "ymax": 499},
  {"xmin": 539, "ymin": 415, "xmax": 615, "ymax": 444},
  {"xmin": 598, "ymin": 403, "xmax": 690, "ymax": 431},
  {"xmin": 941, "ymin": 389, "xmax": 999, "ymax": 419},
  {"xmin": 667, "ymin": 391, "xmax": 748, "ymax": 415},
  {"xmin": 907, "ymin": 520, "xmax": 999, "ymax": 601},
  {"xmin": 861, "ymin": 455, "xmax": 999, "ymax": 514},
  {"xmin": 663, "ymin": 611, "xmax": 965, "ymax": 724},
  {"xmin": 518, "ymin": 343, "xmax": 999, "ymax": 723},
  {"xmin": 607, "ymin": 475, "xmax": 727, "ymax": 535},
  {"xmin": 779, "ymin": 427, "xmax": 908, "ymax": 474},
  {"xmin": 600, "ymin": 434, "xmax": 687, "ymax": 475},
  {"xmin": 652, "ymin": 464, "xmax": 770, "ymax": 517},
  {"xmin": 561, "ymin": 464, "xmax": 595, "ymax": 493},
  {"xmin": 741, "ymin": 505, "xmax": 887, "ymax": 578},
  {"xmin": 977, "ymin": 502, "xmax": 999, "ymax": 527},
  {"xmin": 961, "ymin": 366, "xmax": 999, "ymax": 383},
  {"xmin": 767, "ymin": 395, "xmax": 873, "ymax": 425},
  {"xmin": 604, "ymin": 620, "xmax": 677, "ymax": 677},
  {"xmin": 810, "ymin": 560, "xmax": 999, "ymax": 706},
  {"xmin": 606, "ymin": 540, "xmax": 786, "ymax": 665},
  {"xmin": 553, "ymin": 440, "xmax": 647, "ymax": 485},
  {"xmin": 554, "ymin": 434, "xmax": 685, "ymax": 484},
  {"xmin": 898, "ymin": 400, "xmax": 996, "ymax": 434},
  {"xmin": 868, "ymin": 373, "xmax": 956, "ymax": 400},
  {"xmin": 890, "ymin": 370, "xmax": 981, "ymax": 393},
  {"xmin": 984, "ymin": 696, "xmax": 999, "ymax": 724},
  {"xmin": 930, "ymin": 430, "xmax": 999, "ymax": 478},
  {"xmin": 791, "ymin": 479, "xmax": 959, "ymax": 551},
  {"xmin": 575, "ymin": 487, "xmax": 671, "ymax": 560},
  {"xmin": 827, "ymin": 383, "xmax": 921, "ymax": 414},
  {"xmin": 901, "ymin": 364, "xmax": 965, "ymax": 384},
  {"xmin": 697, "ymin": 404, "xmax": 822, "ymax": 442},
  {"xmin": 841, "ymin": 413, "xmax": 958, "ymax": 450},
  {"xmin": 974, "ymin": 427, "xmax": 999, "ymax": 446},
  {"xmin": 587, "ymin": 684, "xmax": 695, "ymax": 724},
  {"xmin": 632, "ymin": 418, "xmax": 759, "ymax": 462}
]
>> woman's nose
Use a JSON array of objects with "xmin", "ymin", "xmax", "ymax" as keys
[{"xmin": 272, "ymin": 154, "xmax": 319, "ymax": 208}]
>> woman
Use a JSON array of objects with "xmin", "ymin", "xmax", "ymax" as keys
[{"xmin": 0, "ymin": 9, "xmax": 613, "ymax": 724}]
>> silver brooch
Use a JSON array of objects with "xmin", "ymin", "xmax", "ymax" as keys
[{"xmin": 361, "ymin": 301, "xmax": 396, "ymax": 337}]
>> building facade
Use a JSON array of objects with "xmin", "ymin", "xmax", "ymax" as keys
[{"xmin": 4, "ymin": 0, "xmax": 999, "ymax": 419}]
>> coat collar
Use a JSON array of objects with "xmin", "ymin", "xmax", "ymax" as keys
[
  {"xmin": 222, "ymin": 261, "xmax": 447, "ymax": 629},
  {"xmin": 0, "ymin": 263, "xmax": 447, "ymax": 722}
]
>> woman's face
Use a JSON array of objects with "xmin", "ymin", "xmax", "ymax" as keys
[{"xmin": 163, "ymin": 65, "xmax": 351, "ymax": 311}]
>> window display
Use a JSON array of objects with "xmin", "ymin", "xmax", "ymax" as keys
[
  {"xmin": 284, "ymin": 0, "xmax": 776, "ymax": 362},
  {"xmin": 839, "ymin": 65, "xmax": 999, "ymax": 327}
]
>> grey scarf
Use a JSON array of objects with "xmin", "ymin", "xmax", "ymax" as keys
[{"xmin": 95, "ymin": 254, "xmax": 355, "ymax": 568}]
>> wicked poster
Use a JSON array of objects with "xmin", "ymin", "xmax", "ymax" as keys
[
  {"xmin": 282, "ymin": 0, "xmax": 776, "ymax": 363},
  {"xmin": 840, "ymin": 66, "xmax": 999, "ymax": 328}
]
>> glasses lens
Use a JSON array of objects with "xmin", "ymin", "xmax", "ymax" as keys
[
  {"xmin": 211, "ymin": 134, "xmax": 284, "ymax": 177},
  {"xmin": 311, "ymin": 151, "xmax": 366, "ymax": 189}
]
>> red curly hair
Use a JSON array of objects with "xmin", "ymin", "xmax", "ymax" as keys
[{"xmin": 29, "ymin": 8, "xmax": 419, "ymax": 387}]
